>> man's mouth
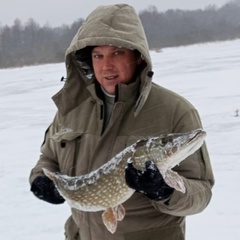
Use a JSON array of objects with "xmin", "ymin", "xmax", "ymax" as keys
[{"xmin": 105, "ymin": 76, "xmax": 118, "ymax": 80}]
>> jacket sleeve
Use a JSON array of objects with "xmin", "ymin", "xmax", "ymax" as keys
[
  {"xmin": 29, "ymin": 113, "xmax": 60, "ymax": 185},
  {"xmin": 152, "ymin": 107, "xmax": 214, "ymax": 216}
]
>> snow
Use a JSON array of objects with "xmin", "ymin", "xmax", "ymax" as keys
[{"xmin": 1, "ymin": 39, "xmax": 240, "ymax": 239}]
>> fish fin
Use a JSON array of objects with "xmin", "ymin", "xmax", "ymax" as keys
[
  {"xmin": 164, "ymin": 170, "xmax": 186, "ymax": 193},
  {"xmin": 42, "ymin": 168, "xmax": 55, "ymax": 181},
  {"xmin": 102, "ymin": 207, "xmax": 118, "ymax": 234},
  {"xmin": 113, "ymin": 204, "xmax": 125, "ymax": 221}
]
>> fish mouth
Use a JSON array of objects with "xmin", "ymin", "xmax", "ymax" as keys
[
  {"xmin": 189, "ymin": 128, "xmax": 206, "ymax": 140},
  {"xmin": 186, "ymin": 129, "xmax": 206, "ymax": 150},
  {"xmin": 157, "ymin": 129, "xmax": 206, "ymax": 165},
  {"xmin": 169, "ymin": 129, "xmax": 206, "ymax": 163},
  {"xmin": 171, "ymin": 128, "xmax": 206, "ymax": 148}
]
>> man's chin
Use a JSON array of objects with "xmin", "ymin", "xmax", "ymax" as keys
[{"xmin": 102, "ymin": 85, "xmax": 116, "ymax": 95}]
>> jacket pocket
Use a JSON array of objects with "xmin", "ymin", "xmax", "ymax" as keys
[
  {"xmin": 51, "ymin": 128, "xmax": 83, "ymax": 142},
  {"xmin": 124, "ymin": 225, "xmax": 184, "ymax": 240},
  {"xmin": 51, "ymin": 129, "xmax": 83, "ymax": 175}
]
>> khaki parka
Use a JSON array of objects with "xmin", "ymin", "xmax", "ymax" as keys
[{"xmin": 29, "ymin": 4, "xmax": 214, "ymax": 240}]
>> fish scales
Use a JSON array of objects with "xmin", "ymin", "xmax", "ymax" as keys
[
  {"xmin": 49, "ymin": 148, "xmax": 135, "ymax": 210},
  {"xmin": 43, "ymin": 128, "xmax": 206, "ymax": 233}
]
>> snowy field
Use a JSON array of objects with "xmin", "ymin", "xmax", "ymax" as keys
[{"xmin": 0, "ymin": 39, "xmax": 240, "ymax": 239}]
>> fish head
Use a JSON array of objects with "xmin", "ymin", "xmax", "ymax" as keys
[{"xmin": 146, "ymin": 129, "xmax": 206, "ymax": 173}]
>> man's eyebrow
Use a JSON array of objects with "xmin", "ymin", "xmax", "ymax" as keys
[
  {"xmin": 92, "ymin": 47, "xmax": 122, "ymax": 54},
  {"xmin": 92, "ymin": 49, "xmax": 100, "ymax": 54}
]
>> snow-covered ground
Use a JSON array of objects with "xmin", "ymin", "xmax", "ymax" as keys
[{"xmin": 1, "ymin": 39, "xmax": 240, "ymax": 239}]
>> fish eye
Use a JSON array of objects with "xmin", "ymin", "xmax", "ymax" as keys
[{"xmin": 161, "ymin": 136, "xmax": 173, "ymax": 146}]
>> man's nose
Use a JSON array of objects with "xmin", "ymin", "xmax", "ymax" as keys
[{"xmin": 102, "ymin": 57, "xmax": 113, "ymax": 70}]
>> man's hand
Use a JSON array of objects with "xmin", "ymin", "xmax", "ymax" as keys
[
  {"xmin": 125, "ymin": 160, "xmax": 174, "ymax": 200},
  {"xmin": 31, "ymin": 176, "xmax": 65, "ymax": 204}
]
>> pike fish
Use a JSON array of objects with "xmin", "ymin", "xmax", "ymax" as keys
[{"xmin": 43, "ymin": 129, "xmax": 206, "ymax": 234}]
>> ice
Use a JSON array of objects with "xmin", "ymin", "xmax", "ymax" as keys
[{"xmin": 1, "ymin": 39, "xmax": 240, "ymax": 239}]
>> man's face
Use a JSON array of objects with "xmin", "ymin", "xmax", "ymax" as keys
[{"xmin": 92, "ymin": 46, "xmax": 141, "ymax": 95}]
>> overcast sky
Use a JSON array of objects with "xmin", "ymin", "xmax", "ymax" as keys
[{"xmin": 0, "ymin": 0, "xmax": 230, "ymax": 27}]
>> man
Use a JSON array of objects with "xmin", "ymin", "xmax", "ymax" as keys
[{"xmin": 29, "ymin": 4, "xmax": 214, "ymax": 240}]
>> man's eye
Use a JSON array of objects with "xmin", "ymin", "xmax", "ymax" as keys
[
  {"xmin": 93, "ymin": 54, "xmax": 102, "ymax": 59},
  {"xmin": 114, "ymin": 51, "xmax": 124, "ymax": 55}
]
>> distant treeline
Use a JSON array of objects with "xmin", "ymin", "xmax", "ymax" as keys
[{"xmin": 0, "ymin": 0, "xmax": 240, "ymax": 68}]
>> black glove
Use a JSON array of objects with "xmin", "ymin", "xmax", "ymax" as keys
[
  {"xmin": 125, "ymin": 160, "xmax": 174, "ymax": 201},
  {"xmin": 31, "ymin": 176, "xmax": 65, "ymax": 204}
]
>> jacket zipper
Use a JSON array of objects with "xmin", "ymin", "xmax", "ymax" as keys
[{"xmin": 71, "ymin": 136, "xmax": 81, "ymax": 176}]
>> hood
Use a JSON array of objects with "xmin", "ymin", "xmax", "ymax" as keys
[{"xmin": 53, "ymin": 4, "xmax": 154, "ymax": 116}]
